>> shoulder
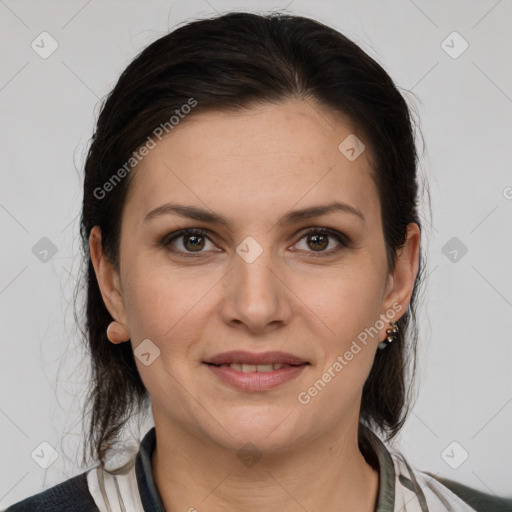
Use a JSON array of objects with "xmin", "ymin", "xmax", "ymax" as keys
[
  {"xmin": 425, "ymin": 472, "xmax": 512, "ymax": 512},
  {"xmin": 384, "ymin": 444, "xmax": 512, "ymax": 512},
  {"xmin": 3, "ymin": 471, "xmax": 99, "ymax": 512}
]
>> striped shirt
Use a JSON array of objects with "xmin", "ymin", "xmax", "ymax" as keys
[{"xmin": 5, "ymin": 427, "xmax": 511, "ymax": 511}]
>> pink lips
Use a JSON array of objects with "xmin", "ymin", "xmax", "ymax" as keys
[
  {"xmin": 204, "ymin": 350, "xmax": 308, "ymax": 366},
  {"xmin": 203, "ymin": 351, "xmax": 309, "ymax": 391}
]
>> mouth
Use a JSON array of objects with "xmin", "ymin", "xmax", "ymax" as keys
[
  {"xmin": 202, "ymin": 351, "xmax": 310, "ymax": 391},
  {"xmin": 203, "ymin": 350, "xmax": 309, "ymax": 366},
  {"xmin": 204, "ymin": 362, "xmax": 306, "ymax": 373}
]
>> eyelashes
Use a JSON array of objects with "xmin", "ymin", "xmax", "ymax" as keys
[{"xmin": 161, "ymin": 227, "xmax": 351, "ymax": 258}]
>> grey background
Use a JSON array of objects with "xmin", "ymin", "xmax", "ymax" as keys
[{"xmin": 1, "ymin": 0, "xmax": 511, "ymax": 508}]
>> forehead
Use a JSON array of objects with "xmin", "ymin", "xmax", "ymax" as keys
[{"xmin": 124, "ymin": 99, "xmax": 379, "ymax": 229}]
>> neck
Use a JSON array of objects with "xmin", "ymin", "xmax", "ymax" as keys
[{"xmin": 151, "ymin": 418, "xmax": 380, "ymax": 512}]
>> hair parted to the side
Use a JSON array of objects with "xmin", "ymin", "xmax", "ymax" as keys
[{"xmin": 75, "ymin": 11, "xmax": 426, "ymax": 468}]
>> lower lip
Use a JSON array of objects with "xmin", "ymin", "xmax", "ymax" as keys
[{"xmin": 204, "ymin": 363, "xmax": 308, "ymax": 391}]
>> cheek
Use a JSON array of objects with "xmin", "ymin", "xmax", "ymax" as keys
[
  {"xmin": 122, "ymin": 274, "xmax": 172, "ymax": 341},
  {"xmin": 121, "ymin": 255, "xmax": 200, "ymax": 338},
  {"xmin": 121, "ymin": 259, "xmax": 218, "ymax": 381},
  {"xmin": 294, "ymin": 259, "xmax": 385, "ymax": 336},
  {"xmin": 122, "ymin": 265, "xmax": 205, "ymax": 406},
  {"xmin": 290, "ymin": 259, "xmax": 384, "ymax": 390},
  {"xmin": 296, "ymin": 282, "xmax": 379, "ymax": 414}
]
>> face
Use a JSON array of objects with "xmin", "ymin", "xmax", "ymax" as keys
[{"xmin": 91, "ymin": 98, "xmax": 419, "ymax": 454}]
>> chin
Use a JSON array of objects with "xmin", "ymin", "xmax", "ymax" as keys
[{"xmin": 203, "ymin": 408, "xmax": 308, "ymax": 454}]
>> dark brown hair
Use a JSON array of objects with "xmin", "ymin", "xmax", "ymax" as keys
[{"xmin": 76, "ymin": 11, "xmax": 426, "ymax": 467}]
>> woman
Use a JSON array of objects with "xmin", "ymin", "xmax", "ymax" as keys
[{"xmin": 5, "ymin": 11, "xmax": 511, "ymax": 512}]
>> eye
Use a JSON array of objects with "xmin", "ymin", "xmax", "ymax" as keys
[
  {"xmin": 293, "ymin": 227, "xmax": 349, "ymax": 255},
  {"xmin": 162, "ymin": 228, "xmax": 216, "ymax": 257},
  {"xmin": 161, "ymin": 227, "xmax": 350, "ymax": 258}
]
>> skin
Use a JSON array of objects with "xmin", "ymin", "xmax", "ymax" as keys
[{"xmin": 90, "ymin": 98, "xmax": 420, "ymax": 512}]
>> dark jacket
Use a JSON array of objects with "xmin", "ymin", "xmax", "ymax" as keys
[{"xmin": 4, "ymin": 427, "xmax": 512, "ymax": 511}]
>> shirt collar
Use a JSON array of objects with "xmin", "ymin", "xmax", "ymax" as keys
[
  {"xmin": 135, "ymin": 427, "xmax": 165, "ymax": 512},
  {"xmin": 135, "ymin": 426, "xmax": 397, "ymax": 512},
  {"xmin": 360, "ymin": 425, "xmax": 397, "ymax": 511}
]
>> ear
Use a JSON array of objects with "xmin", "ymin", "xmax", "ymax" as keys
[
  {"xmin": 381, "ymin": 222, "xmax": 421, "ymax": 323},
  {"xmin": 89, "ymin": 225, "xmax": 128, "ymax": 326}
]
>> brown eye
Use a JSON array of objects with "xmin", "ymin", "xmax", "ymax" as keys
[
  {"xmin": 294, "ymin": 228, "xmax": 349, "ymax": 255},
  {"xmin": 162, "ymin": 227, "xmax": 349, "ymax": 258},
  {"xmin": 182, "ymin": 233, "xmax": 205, "ymax": 251},
  {"xmin": 162, "ymin": 229, "xmax": 215, "ymax": 256},
  {"xmin": 307, "ymin": 233, "xmax": 329, "ymax": 251}
]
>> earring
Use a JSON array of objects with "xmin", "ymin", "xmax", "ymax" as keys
[
  {"xmin": 106, "ymin": 321, "xmax": 130, "ymax": 344},
  {"xmin": 377, "ymin": 321, "xmax": 399, "ymax": 350}
]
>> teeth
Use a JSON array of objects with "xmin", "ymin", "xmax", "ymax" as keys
[{"xmin": 218, "ymin": 363, "xmax": 288, "ymax": 372}]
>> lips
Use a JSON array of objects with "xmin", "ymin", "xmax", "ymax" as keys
[
  {"xmin": 203, "ymin": 350, "xmax": 309, "ymax": 366},
  {"xmin": 203, "ymin": 351, "xmax": 310, "ymax": 391}
]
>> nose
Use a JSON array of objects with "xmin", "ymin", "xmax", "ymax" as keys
[{"xmin": 219, "ymin": 241, "xmax": 293, "ymax": 335}]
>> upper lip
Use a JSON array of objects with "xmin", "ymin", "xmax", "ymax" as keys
[{"xmin": 204, "ymin": 351, "xmax": 309, "ymax": 366}]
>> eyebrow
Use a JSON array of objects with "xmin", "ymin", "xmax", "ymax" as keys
[{"xmin": 143, "ymin": 200, "xmax": 365, "ymax": 227}]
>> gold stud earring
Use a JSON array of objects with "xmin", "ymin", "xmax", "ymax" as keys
[
  {"xmin": 377, "ymin": 321, "xmax": 399, "ymax": 350},
  {"xmin": 106, "ymin": 321, "xmax": 130, "ymax": 344}
]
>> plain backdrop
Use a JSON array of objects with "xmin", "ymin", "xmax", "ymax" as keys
[{"xmin": 1, "ymin": 0, "xmax": 511, "ymax": 508}]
